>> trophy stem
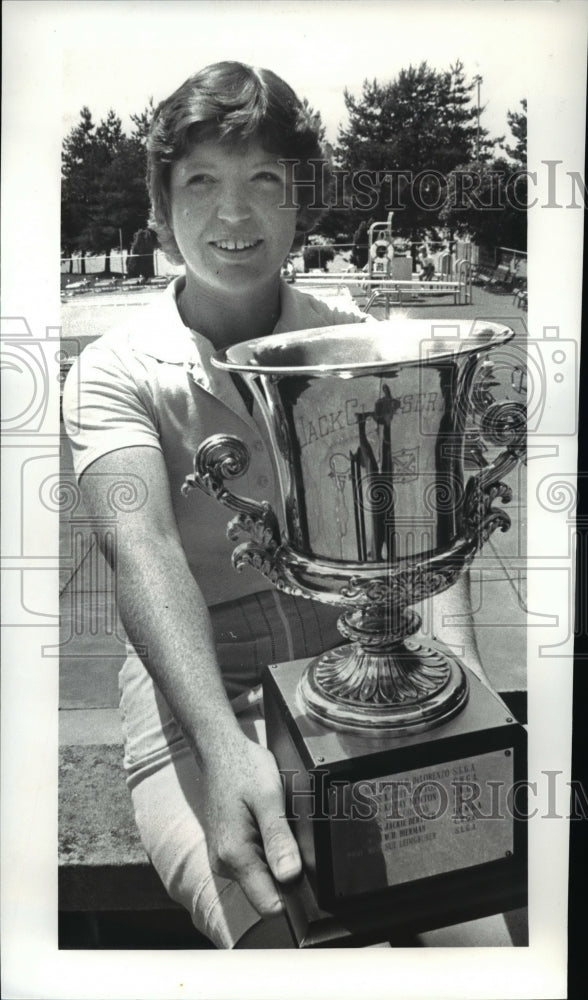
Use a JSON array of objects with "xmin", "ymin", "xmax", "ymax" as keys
[{"xmin": 298, "ymin": 637, "xmax": 469, "ymax": 735}]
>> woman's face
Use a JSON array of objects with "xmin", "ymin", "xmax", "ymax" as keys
[{"xmin": 169, "ymin": 139, "xmax": 298, "ymax": 296}]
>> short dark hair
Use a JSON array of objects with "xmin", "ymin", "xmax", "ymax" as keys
[{"xmin": 147, "ymin": 61, "xmax": 331, "ymax": 263}]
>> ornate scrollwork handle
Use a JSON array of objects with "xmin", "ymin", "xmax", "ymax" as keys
[
  {"xmin": 182, "ymin": 433, "xmax": 283, "ymax": 574},
  {"xmin": 464, "ymin": 399, "xmax": 526, "ymax": 547}
]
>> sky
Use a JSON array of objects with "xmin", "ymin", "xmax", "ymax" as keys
[{"xmin": 58, "ymin": 0, "xmax": 538, "ymax": 147}]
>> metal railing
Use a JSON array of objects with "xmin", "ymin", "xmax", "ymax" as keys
[{"xmin": 295, "ymin": 257, "xmax": 473, "ymax": 314}]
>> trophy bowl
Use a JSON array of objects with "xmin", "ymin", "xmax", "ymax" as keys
[{"xmin": 183, "ymin": 319, "xmax": 526, "ymax": 735}]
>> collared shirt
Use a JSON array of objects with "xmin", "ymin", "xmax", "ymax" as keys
[{"xmin": 63, "ymin": 277, "xmax": 371, "ymax": 605}]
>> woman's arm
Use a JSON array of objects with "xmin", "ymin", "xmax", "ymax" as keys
[{"xmin": 79, "ymin": 444, "xmax": 302, "ymax": 917}]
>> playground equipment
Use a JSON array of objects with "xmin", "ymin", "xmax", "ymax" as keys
[
  {"xmin": 362, "ymin": 256, "xmax": 472, "ymax": 315},
  {"xmin": 295, "ymin": 215, "xmax": 473, "ymax": 312},
  {"xmin": 294, "ymin": 265, "xmax": 472, "ymax": 312},
  {"xmin": 366, "ymin": 214, "xmax": 413, "ymax": 284},
  {"xmin": 367, "ymin": 213, "xmax": 395, "ymax": 280}
]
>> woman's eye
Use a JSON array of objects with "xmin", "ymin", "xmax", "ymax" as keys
[
  {"xmin": 253, "ymin": 171, "xmax": 282, "ymax": 184},
  {"xmin": 187, "ymin": 174, "xmax": 215, "ymax": 186}
]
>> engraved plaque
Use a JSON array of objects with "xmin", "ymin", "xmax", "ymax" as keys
[
  {"xmin": 263, "ymin": 655, "xmax": 527, "ymax": 943},
  {"xmin": 330, "ymin": 750, "xmax": 514, "ymax": 898}
]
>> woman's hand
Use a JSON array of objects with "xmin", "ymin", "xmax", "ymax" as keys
[{"xmin": 202, "ymin": 733, "xmax": 302, "ymax": 917}]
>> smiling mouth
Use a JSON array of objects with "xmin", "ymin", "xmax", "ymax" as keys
[{"xmin": 210, "ymin": 239, "xmax": 263, "ymax": 252}]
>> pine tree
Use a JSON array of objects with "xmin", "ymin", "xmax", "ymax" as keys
[
  {"xmin": 61, "ymin": 106, "xmax": 97, "ymax": 271},
  {"xmin": 130, "ymin": 99, "xmax": 156, "ymax": 142},
  {"xmin": 61, "ymin": 108, "xmax": 151, "ymax": 273},
  {"xmin": 334, "ymin": 61, "xmax": 497, "ymax": 240},
  {"xmin": 503, "ymin": 99, "xmax": 527, "ymax": 166},
  {"xmin": 440, "ymin": 93, "xmax": 527, "ymax": 251}
]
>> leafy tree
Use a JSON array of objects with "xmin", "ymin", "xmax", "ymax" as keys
[
  {"xmin": 334, "ymin": 61, "xmax": 497, "ymax": 241},
  {"xmin": 441, "ymin": 100, "xmax": 527, "ymax": 252},
  {"xmin": 302, "ymin": 236, "xmax": 335, "ymax": 272},
  {"xmin": 127, "ymin": 227, "xmax": 158, "ymax": 279},
  {"xmin": 441, "ymin": 157, "xmax": 526, "ymax": 251}
]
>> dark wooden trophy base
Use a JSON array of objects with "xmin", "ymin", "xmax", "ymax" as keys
[{"xmin": 263, "ymin": 656, "xmax": 527, "ymax": 949}]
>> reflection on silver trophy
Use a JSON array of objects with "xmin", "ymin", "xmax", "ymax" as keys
[{"xmin": 183, "ymin": 320, "xmax": 526, "ymax": 734}]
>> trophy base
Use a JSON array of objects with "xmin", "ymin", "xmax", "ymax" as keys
[
  {"xmin": 299, "ymin": 638, "xmax": 469, "ymax": 734},
  {"xmin": 263, "ymin": 655, "xmax": 527, "ymax": 948}
]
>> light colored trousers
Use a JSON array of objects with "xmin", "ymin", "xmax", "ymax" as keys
[
  {"xmin": 120, "ymin": 651, "xmax": 272, "ymax": 946},
  {"xmin": 120, "ymin": 590, "xmax": 342, "ymax": 948}
]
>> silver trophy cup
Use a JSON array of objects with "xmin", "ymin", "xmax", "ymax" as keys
[{"xmin": 183, "ymin": 319, "xmax": 525, "ymax": 735}]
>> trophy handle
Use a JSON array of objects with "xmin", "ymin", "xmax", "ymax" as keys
[
  {"xmin": 464, "ymin": 399, "xmax": 526, "ymax": 546},
  {"xmin": 182, "ymin": 433, "xmax": 283, "ymax": 572}
]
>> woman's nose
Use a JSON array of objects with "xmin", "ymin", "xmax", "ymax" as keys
[{"xmin": 216, "ymin": 183, "xmax": 252, "ymax": 223}]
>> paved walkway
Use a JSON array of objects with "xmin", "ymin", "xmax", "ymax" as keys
[{"xmin": 61, "ymin": 280, "xmax": 527, "ymax": 343}]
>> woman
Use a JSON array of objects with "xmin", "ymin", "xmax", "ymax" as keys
[{"xmin": 63, "ymin": 61, "xmax": 490, "ymax": 949}]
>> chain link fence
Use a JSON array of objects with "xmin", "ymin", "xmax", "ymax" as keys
[{"xmin": 60, "ymin": 250, "xmax": 183, "ymax": 278}]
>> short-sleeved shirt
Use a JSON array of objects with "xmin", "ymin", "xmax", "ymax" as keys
[{"xmin": 62, "ymin": 277, "xmax": 371, "ymax": 606}]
